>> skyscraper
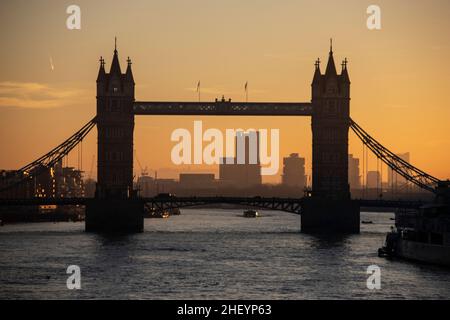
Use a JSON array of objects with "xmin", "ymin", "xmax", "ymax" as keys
[
  {"xmin": 282, "ymin": 153, "xmax": 306, "ymax": 189},
  {"xmin": 367, "ymin": 171, "xmax": 380, "ymax": 189},
  {"xmin": 219, "ymin": 131, "xmax": 262, "ymax": 188},
  {"xmin": 388, "ymin": 152, "xmax": 410, "ymax": 190},
  {"xmin": 348, "ymin": 154, "xmax": 361, "ymax": 190}
]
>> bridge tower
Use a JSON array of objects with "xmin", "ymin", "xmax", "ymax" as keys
[
  {"xmin": 311, "ymin": 41, "xmax": 350, "ymax": 199},
  {"xmin": 96, "ymin": 42, "xmax": 135, "ymax": 198},
  {"xmin": 302, "ymin": 41, "xmax": 360, "ymax": 233},
  {"xmin": 86, "ymin": 41, "xmax": 143, "ymax": 233}
]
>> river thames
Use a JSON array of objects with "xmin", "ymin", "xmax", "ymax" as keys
[{"xmin": 1, "ymin": 209, "xmax": 450, "ymax": 299}]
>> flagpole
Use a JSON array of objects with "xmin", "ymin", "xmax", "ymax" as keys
[{"xmin": 245, "ymin": 81, "xmax": 248, "ymax": 102}]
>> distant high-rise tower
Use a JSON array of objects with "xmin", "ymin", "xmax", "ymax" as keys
[
  {"xmin": 348, "ymin": 154, "xmax": 361, "ymax": 190},
  {"xmin": 282, "ymin": 153, "xmax": 306, "ymax": 189},
  {"xmin": 96, "ymin": 41, "xmax": 135, "ymax": 199},
  {"xmin": 366, "ymin": 171, "xmax": 380, "ymax": 189},
  {"xmin": 388, "ymin": 152, "xmax": 410, "ymax": 190},
  {"xmin": 311, "ymin": 41, "xmax": 351, "ymax": 199},
  {"xmin": 219, "ymin": 131, "xmax": 262, "ymax": 188}
]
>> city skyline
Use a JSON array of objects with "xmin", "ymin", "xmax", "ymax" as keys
[{"xmin": 1, "ymin": 0, "xmax": 450, "ymax": 184}]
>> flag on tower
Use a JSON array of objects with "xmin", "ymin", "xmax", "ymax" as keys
[
  {"xmin": 244, "ymin": 81, "xmax": 248, "ymax": 102},
  {"xmin": 196, "ymin": 81, "xmax": 201, "ymax": 102}
]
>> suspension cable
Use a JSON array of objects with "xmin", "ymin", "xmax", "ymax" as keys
[
  {"xmin": 0, "ymin": 117, "xmax": 96, "ymax": 194},
  {"xmin": 350, "ymin": 118, "xmax": 439, "ymax": 194}
]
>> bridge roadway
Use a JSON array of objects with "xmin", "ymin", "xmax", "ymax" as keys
[
  {"xmin": 133, "ymin": 101, "xmax": 313, "ymax": 116},
  {"xmin": 0, "ymin": 197, "xmax": 424, "ymax": 215}
]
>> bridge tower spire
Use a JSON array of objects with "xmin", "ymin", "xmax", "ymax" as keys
[
  {"xmin": 325, "ymin": 38, "xmax": 337, "ymax": 77},
  {"xmin": 96, "ymin": 56, "xmax": 106, "ymax": 89},
  {"xmin": 125, "ymin": 56, "xmax": 134, "ymax": 84},
  {"xmin": 110, "ymin": 38, "xmax": 122, "ymax": 76}
]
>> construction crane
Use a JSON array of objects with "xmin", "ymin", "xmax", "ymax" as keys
[{"xmin": 134, "ymin": 150, "xmax": 148, "ymax": 177}]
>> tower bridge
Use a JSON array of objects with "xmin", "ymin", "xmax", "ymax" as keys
[
  {"xmin": 0, "ymin": 41, "xmax": 445, "ymax": 234},
  {"xmin": 91, "ymin": 40, "xmax": 355, "ymax": 233}
]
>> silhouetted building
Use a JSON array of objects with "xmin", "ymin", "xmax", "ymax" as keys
[
  {"xmin": 348, "ymin": 154, "xmax": 361, "ymax": 190},
  {"xmin": 281, "ymin": 153, "xmax": 306, "ymax": 189},
  {"xmin": 219, "ymin": 131, "xmax": 262, "ymax": 188},
  {"xmin": 0, "ymin": 170, "xmax": 33, "ymax": 198},
  {"xmin": 0, "ymin": 161, "xmax": 84, "ymax": 199},
  {"xmin": 179, "ymin": 173, "xmax": 215, "ymax": 189},
  {"xmin": 32, "ymin": 165, "xmax": 56, "ymax": 198},
  {"xmin": 366, "ymin": 171, "xmax": 381, "ymax": 189},
  {"xmin": 136, "ymin": 174, "xmax": 156, "ymax": 197},
  {"xmin": 220, "ymin": 163, "xmax": 261, "ymax": 188},
  {"xmin": 96, "ymin": 43, "xmax": 135, "ymax": 199},
  {"xmin": 155, "ymin": 178, "xmax": 177, "ymax": 194},
  {"xmin": 311, "ymin": 42, "xmax": 351, "ymax": 199},
  {"xmin": 54, "ymin": 161, "xmax": 84, "ymax": 198},
  {"xmin": 388, "ymin": 152, "xmax": 410, "ymax": 190}
]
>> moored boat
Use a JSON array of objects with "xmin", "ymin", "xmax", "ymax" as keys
[{"xmin": 379, "ymin": 182, "xmax": 450, "ymax": 267}]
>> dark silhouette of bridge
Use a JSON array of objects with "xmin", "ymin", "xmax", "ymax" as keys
[
  {"xmin": 0, "ymin": 197, "xmax": 424, "ymax": 215},
  {"xmin": 0, "ymin": 41, "xmax": 446, "ymax": 233}
]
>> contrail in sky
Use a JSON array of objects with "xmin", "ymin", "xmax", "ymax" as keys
[{"xmin": 49, "ymin": 56, "xmax": 54, "ymax": 71}]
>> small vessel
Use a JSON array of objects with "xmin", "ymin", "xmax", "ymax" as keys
[
  {"xmin": 243, "ymin": 210, "xmax": 259, "ymax": 218},
  {"xmin": 379, "ymin": 182, "xmax": 450, "ymax": 267},
  {"xmin": 362, "ymin": 220, "xmax": 373, "ymax": 224}
]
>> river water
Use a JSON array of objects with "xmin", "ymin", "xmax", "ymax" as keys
[{"xmin": 0, "ymin": 209, "xmax": 449, "ymax": 299}]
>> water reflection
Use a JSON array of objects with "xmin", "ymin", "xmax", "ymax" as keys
[{"xmin": 0, "ymin": 210, "xmax": 449, "ymax": 299}]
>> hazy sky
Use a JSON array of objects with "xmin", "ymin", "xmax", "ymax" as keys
[{"xmin": 1, "ymin": 0, "xmax": 449, "ymax": 183}]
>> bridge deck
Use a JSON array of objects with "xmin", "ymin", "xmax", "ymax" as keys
[
  {"xmin": 133, "ymin": 101, "xmax": 313, "ymax": 116},
  {"xmin": 0, "ymin": 197, "xmax": 423, "ymax": 212}
]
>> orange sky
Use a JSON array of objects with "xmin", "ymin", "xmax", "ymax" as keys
[{"xmin": 1, "ymin": 0, "xmax": 449, "ymax": 183}]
